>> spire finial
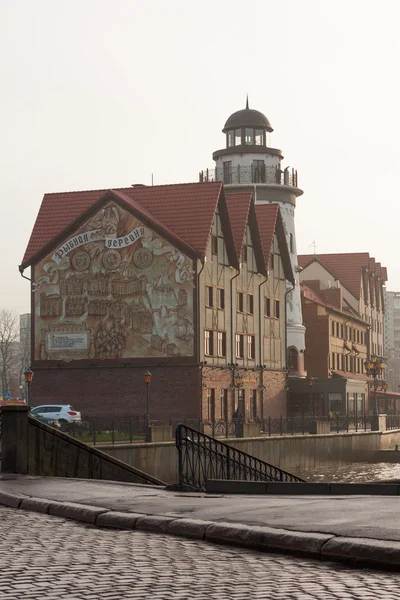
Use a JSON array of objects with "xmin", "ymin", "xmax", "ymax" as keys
[{"xmin": 246, "ymin": 94, "xmax": 249, "ymax": 109}]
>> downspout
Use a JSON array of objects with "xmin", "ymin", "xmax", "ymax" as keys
[
  {"xmin": 258, "ymin": 273, "xmax": 268, "ymax": 419},
  {"xmin": 230, "ymin": 267, "xmax": 240, "ymax": 365},
  {"xmin": 19, "ymin": 265, "xmax": 31, "ymax": 283},
  {"xmin": 197, "ymin": 258, "xmax": 206, "ymax": 421},
  {"xmin": 258, "ymin": 273, "xmax": 269, "ymax": 366}
]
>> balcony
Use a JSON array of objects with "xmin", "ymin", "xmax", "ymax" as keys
[{"xmin": 199, "ymin": 165, "xmax": 299, "ymax": 187}]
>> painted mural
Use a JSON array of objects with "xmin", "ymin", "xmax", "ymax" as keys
[{"xmin": 34, "ymin": 202, "xmax": 195, "ymax": 361}]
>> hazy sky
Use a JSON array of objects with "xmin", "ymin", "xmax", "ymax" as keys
[{"xmin": 1, "ymin": 0, "xmax": 400, "ymax": 314}]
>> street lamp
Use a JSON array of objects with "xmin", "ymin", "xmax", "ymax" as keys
[
  {"xmin": 307, "ymin": 377, "xmax": 315, "ymax": 419},
  {"xmin": 144, "ymin": 370, "xmax": 152, "ymax": 442},
  {"xmin": 364, "ymin": 355, "xmax": 385, "ymax": 416},
  {"xmin": 24, "ymin": 368, "xmax": 33, "ymax": 407}
]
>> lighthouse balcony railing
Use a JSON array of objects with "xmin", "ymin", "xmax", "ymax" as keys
[{"xmin": 199, "ymin": 166, "xmax": 298, "ymax": 187}]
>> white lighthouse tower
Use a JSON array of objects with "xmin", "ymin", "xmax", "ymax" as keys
[{"xmin": 201, "ymin": 99, "xmax": 306, "ymax": 377}]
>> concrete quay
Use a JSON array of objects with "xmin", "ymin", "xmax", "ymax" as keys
[{"xmin": 2, "ymin": 474, "xmax": 400, "ymax": 569}]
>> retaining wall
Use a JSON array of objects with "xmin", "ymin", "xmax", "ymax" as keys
[{"xmin": 101, "ymin": 429, "xmax": 400, "ymax": 484}]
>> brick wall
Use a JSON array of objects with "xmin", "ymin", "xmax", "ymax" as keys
[
  {"xmin": 302, "ymin": 303, "xmax": 330, "ymax": 378},
  {"xmin": 29, "ymin": 365, "xmax": 201, "ymax": 420},
  {"xmin": 201, "ymin": 366, "xmax": 287, "ymax": 420}
]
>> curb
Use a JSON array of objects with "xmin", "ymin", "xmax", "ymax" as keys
[{"xmin": 1, "ymin": 489, "xmax": 400, "ymax": 569}]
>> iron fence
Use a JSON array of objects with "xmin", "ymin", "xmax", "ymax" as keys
[
  {"xmin": 176, "ymin": 423, "xmax": 305, "ymax": 491},
  {"xmin": 199, "ymin": 165, "xmax": 298, "ymax": 187},
  {"xmin": 57, "ymin": 413, "xmax": 398, "ymax": 445}
]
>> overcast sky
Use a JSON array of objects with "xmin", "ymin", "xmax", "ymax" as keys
[{"xmin": 1, "ymin": 0, "xmax": 400, "ymax": 315}]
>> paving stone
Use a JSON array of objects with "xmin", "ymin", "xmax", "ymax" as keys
[{"xmin": 0, "ymin": 507, "xmax": 400, "ymax": 598}]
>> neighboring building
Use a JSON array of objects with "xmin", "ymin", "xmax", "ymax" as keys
[
  {"xmin": 200, "ymin": 99, "xmax": 306, "ymax": 377},
  {"xmin": 298, "ymin": 254, "xmax": 387, "ymax": 359},
  {"xmin": 291, "ymin": 254, "xmax": 389, "ymax": 415},
  {"xmin": 384, "ymin": 291, "xmax": 400, "ymax": 393},
  {"xmin": 20, "ymin": 182, "xmax": 293, "ymax": 420},
  {"xmin": 289, "ymin": 281, "xmax": 369, "ymax": 417}
]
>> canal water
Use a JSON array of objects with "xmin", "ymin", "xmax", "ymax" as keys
[{"xmin": 300, "ymin": 462, "xmax": 400, "ymax": 483}]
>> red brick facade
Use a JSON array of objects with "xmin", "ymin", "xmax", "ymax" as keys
[{"xmin": 29, "ymin": 365, "xmax": 201, "ymax": 420}]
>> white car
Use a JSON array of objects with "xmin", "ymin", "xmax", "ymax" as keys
[{"xmin": 30, "ymin": 404, "xmax": 81, "ymax": 423}]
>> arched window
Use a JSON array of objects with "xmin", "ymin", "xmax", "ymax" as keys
[
  {"xmin": 288, "ymin": 347, "xmax": 298, "ymax": 371},
  {"xmin": 289, "ymin": 233, "xmax": 294, "ymax": 254}
]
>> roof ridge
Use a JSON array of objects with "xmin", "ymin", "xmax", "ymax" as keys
[{"xmin": 43, "ymin": 181, "xmax": 222, "ymax": 197}]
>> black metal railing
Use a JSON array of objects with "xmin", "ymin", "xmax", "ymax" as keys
[
  {"xmin": 176, "ymin": 423, "xmax": 304, "ymax": 491},
  {"xmin": 199, "ymin": 165, "xmax": 298, "ymax": 187},
  {"xmin": 387, "ymin": 414, "xmax": 400, "ymax": 430}
]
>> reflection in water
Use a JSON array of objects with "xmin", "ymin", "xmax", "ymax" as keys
[{"xmin": 300, "ymin": 462, "xmax": 400, "ymax": 483}]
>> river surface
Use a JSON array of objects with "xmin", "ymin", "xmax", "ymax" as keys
[{"xmin": 300, "ymin": 462, "xmax": 400, "ymax": 483}]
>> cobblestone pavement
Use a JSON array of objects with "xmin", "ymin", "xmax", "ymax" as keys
[{"xmin": 1, "ymin": 508, "xmax": 400, "ymax": 599}]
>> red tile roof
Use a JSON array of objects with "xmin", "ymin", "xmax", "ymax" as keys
[
  {"xmin": 256, "ymin": 204, "xmax": 294, "ymax": 284},
  {"xmin": 301, "ymin": 283, "xmax": 365, "ymax": 323},
  {"xmin": 255, "ymin": 204, "xmax": 279, "ymax": 267},
  {"xmin": 22, "ymin": 182, "xmax": 223, "ymax": 267},
  {"xmin": 298, "ymin": 253, "xmax": 387, "ymax": 299},
  {"xmin": 225, "ymin": 193, "xmax": 252, "ymax": 262}
]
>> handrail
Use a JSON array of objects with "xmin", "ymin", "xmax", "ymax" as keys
[{"xmin": 176, "ymin": 424, "xmax": 304, "ymax": 491}]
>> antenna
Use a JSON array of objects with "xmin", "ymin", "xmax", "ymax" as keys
[
  {"xmin": 151, "ymin": 173, "xmax": 154, "ymax": 186},
  {"xmin": 309, "ymin": 241, "xmax": 317, "ymax": 254}
]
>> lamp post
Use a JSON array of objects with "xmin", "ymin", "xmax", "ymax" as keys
[
  {"xmin": 234, "ymin": 373, "xmax": 243, "ymax": 437},
  {"xmin": 234, "ymin": 373, "xmax": 243, "ymax": 414},
  {"xmin": 144, "ymin": 370, "xmax": 152, "ymax": 442},
  {"xmin": 364, "ymin": 355, "xmax": 385, "ymax": 416},
  {"xmin": 24, "ymin": 368, "xmax": 33, "ymax": 407},
  {"xmin": 307, "ymin": 377, "xmax": 315, "ymax": 419}
]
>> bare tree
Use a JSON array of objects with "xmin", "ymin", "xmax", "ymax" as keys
[{"xmin": 0, "ymin": 309, "xmax": 19, "ymax": 395}]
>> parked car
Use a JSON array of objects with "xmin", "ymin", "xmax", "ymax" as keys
[
  {"xmin": 30, "ymin": 405, "xmax": 81, "ymax": 424},
  {"xmin": 30, "ymin": 413, "xmax": 61, "ymax": 428}
]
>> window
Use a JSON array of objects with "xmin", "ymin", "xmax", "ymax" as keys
[
  {"xmin": 223, "ymin": 161, "xmax": 232, "ymax": 184},
  {"xmin": 205, "ymin": 330, "xmax": 214, "ymax": 355},
  {"xmin": 250, "ymin": 390, "xmax": 257, "ymax": 420},
  {"xmin": 253, "ymin": 160, "xmax": 265, "ymax": 183},
  {"xmin": 207, "ymin": 389, "xmax": 215, "ymax": 421},
  {"xmin": 242, "ymin": 245, "xmax": 248, "ymax": 262},
  {"xmin": 265, "ymin": 298, "xmax": 271, "ymax": 317},
  {"xmin": 245, "ymin": 128, "xmax": 254, "ymax": 144},
  {"xmin": 206, "ymin": 286, "xmax": 213, "ymax": 307},
  {"xmin": 248, "ymin": 294, "xmax": 254, "ymax": 315},
  {"xmin": 332, "ymin": 353, "xmax": 336, "ymax": 370},
  {"xmin": 270, "ymin": 254, "xmax": 274, "ymax": 270},
  {"xmin": 211, "ymin": 235, "xmax": 218, "ymax": 255},
  {"xmin": 288, "ymin": 347, "xmax": 298, "ymax": 371},
  {"xmin": 275, "ymin": 300, "xmax": 280, "ymax": 319},
  {"xmin": 237, "ymin": 292, "xmax": 244, "ymax": 312},
  {"xmin": 235, "ymin": 128, "xmax": 241, "ymax": 146},
  {"xmin": 357, "ymin": 330, "xmax": 360, "ymax": 343},
  {"xmin": 336, "ymin": 322, "xmax": 340, "ymax": 337},
  {"xmin": 248, "ymin": 335, "xmax": 255, "ymax": 359},
  {"xmin": 341, "ymin": 324, "xmax": 344, "ymax": 338},
  {"xmin": 254, "ymin": 129, "xmax": 264, "ymax": 145},
  {"xmin": 217, "ymin": 288, "xmax": 225, "ymax": 309},
  {"xmin": 236, "ymin": 334, "xmax": 244, "ymax": 358},
  {"xmin": 331, "ymin": 321, "xmax": 335, "ymax": 336},
  {"xmin": 289, "ymin": 233, "xmax": 293, "ymax": 254},
  {"xmin": 220, "ymin": 389, "xmax": 228, "ymax": 419},
  {"xmin": 227, "ymin": 131, "xmax": 234, "ymax": 147},
  {"xmin": 217, "ymin": 332, "xmax": 226, "ymax": 357}
]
